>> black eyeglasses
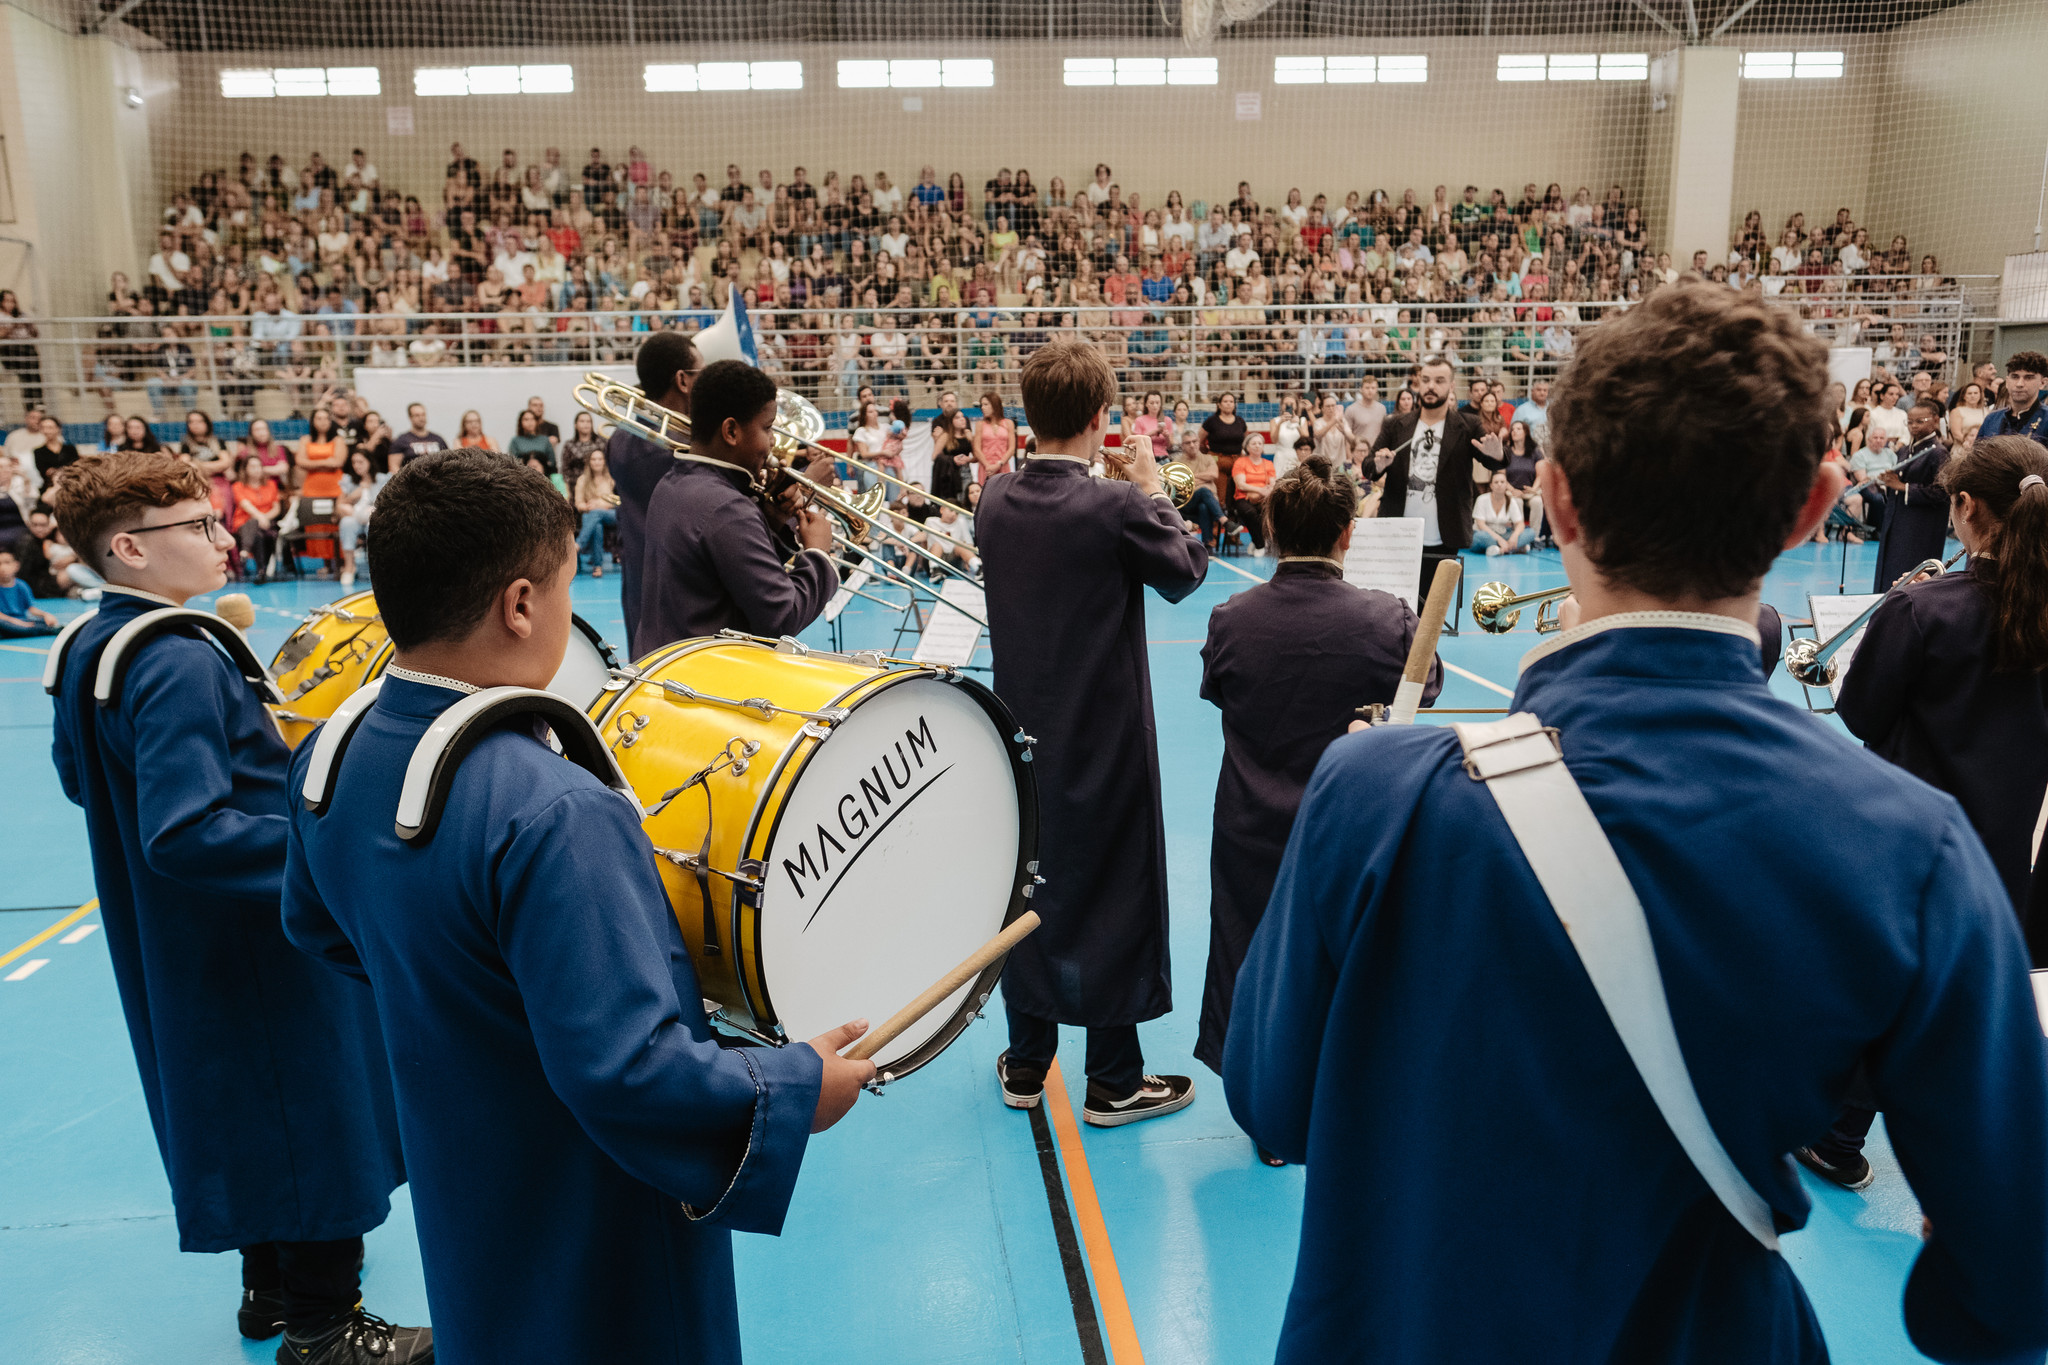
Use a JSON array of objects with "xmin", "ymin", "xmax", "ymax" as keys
[{"xmin": 108, "ymin": 514, "xmax": 221, "ymax": 557}]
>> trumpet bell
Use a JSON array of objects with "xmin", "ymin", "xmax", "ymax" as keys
[
  {"xmin": 772, "ymin": 389, "xmax": 827, "ymax": 465},
  {"xmin": 1161, "ymin": 461, "xmax": 1198, "ymax": 509}
]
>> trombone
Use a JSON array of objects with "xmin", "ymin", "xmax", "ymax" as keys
[
  {"xmin": 1471, "ymin": 580, "xmax": 1574, "ymax": 634},
  {"xmin": 1784, "ymin": 548, "xmax": 1964, "ymax": 687},
  {"xmin": 573, "ymin": 373, "xmax": 985, "ymax": 597}
]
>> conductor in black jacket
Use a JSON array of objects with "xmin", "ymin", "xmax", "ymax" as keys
[{"xmin": 1372, "ymin": 354, "xmax": 1506, "ymax": 601}]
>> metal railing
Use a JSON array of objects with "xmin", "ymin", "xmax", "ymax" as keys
[{"xmin": 0, "ymin": 277, "xmax": 1987, "ymax": 429}]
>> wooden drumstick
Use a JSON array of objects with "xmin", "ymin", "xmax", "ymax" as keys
[
  {"xmin": 1388, "ymin": 558, "xmax": 1462, "ymax": 725},
  {"xmin": 844, "ymin": 910, "xmax": 1041, "ymax": 1062},
  {"xmin": 216, "ymin": 594, "xmax": 256, "ymax": 631}
]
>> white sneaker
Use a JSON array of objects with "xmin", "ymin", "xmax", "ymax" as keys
[{"xmin": 340, "ymin": 571, "xmax": 355, "ymax": 588}]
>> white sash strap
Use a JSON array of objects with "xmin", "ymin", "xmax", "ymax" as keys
[{"xmin": 1452, "ymin": 712, "xmax": 1780, "ymax": 1250}]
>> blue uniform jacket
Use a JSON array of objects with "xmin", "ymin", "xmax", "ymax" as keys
[
  {"xmin": 51, "ymin": 587, "xmax": 403, "ymax": 1252},
  {"xmin": 1978, "ymin": 400, "xmax": 2048, "ymax": 449},
  {"xmin": 283, "ymin": 673, "xmax": 822, "ymax": 1363},
  {"xmin": 1226, "ymin": 615, "xmax": 2048, "ymax": 1364}
]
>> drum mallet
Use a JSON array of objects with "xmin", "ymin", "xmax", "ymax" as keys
[
  {"xmin": 216, "ymin": 593, "xmax": 257, "ymax": 632},
  {"xmin": 1380, "ymin": 558, "xmax": 1462, "ymax": 726},
  {"xmin": 845, "ymin": 910, "xmax": 1041, "ymax": 1063}
]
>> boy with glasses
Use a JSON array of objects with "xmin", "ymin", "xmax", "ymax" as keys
[{"xmin": 48, "ymin": 453, "xmax": 424, "ymax": 1363}]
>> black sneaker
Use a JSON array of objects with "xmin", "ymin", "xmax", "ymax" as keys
[
  {"xmin": 276, "ymin": 1309, "xmax": 434, "ymax": 1364},
  {"xmin": 1795, "ymin": 1145, "xmax": 1875, "ymax": 1191},
  {"xmin": 997, "ymin": 1051, "xmax": 1045, "ymax": 1110},
  {"xmin": 240, "ymin": 1287, "xmax": 286, "ymax": 1340},
  {"xmin": 1083, "ymin": 1074, "xmax": 1195, "ymax": 1127}
]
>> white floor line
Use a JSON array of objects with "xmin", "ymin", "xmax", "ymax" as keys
[
  {"xmin": 1444, "ymin": 661, "xmax": 1515, "ymax": 698},
  {"xmin": 6, "ymin": 958, "xmax": 49, "ymax": 981},
  {"xmin": 1210, "ymin": 557, "xmax": 1265, "ymax": 583},
  {"xmin": 59, "ymin": 923, "xmax": 99, "ymax": 945}
]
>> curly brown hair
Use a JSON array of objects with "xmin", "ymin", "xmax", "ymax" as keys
[
  {"xmin": 49, "ymin": 451, "xmax": 211, "ymax": 561},
  {"xmin": 1548, "ymin": 281, "xmax": 1829, "ymax": 599}
]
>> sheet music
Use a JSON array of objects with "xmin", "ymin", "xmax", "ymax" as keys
[
  {"xmin": 824, "ymin": 567, "xmax": 871, "ymax": 624},
  {"xmin": 1343, "ymin": 518, "xmax": 1425, "ymax": 609},
  {"xmin": 912, "ymin": 579, "xmax": 985, "ymax": 667},
  {"xmin": 1807, "ymin": 593, "xmax": 1883, "ymax": 701}
]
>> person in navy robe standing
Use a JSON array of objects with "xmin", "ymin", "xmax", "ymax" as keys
[
  {"xmin": 47, "ymin": 453, "xmax": 422, "ymax": 1363},
  {"xmin": 635, "ymin": 360, "xmax": 838, "ymax": 654},
  {"xmin": 1226, "ymin": 283, "xmax": 2048, "ymax": 1364},
  {"xmin": 1196, "ymin": 453, "xmax": 1441, "ymax": 1150},
  {"xmin": 611, "ymin": 330, "xmax": 699, "ymax": 659},
  {"xmin": 1976, "ymin": 350, "xmax": 2048, "ymax": 449},
  {"xmin": 1871, "ymin": 399, "xmax": 1953, "ymax": 593},
  {"xmin": 978, "ymin": 338, "xmax": 1208, "ymax": 1124},
  {"xmin": 282, "ymin": 450, "xmax": 875, "ymax": 1362},
  {"xmin": 1806, "ymin": 435, "xmax": 2048, "ymax": 1190}
]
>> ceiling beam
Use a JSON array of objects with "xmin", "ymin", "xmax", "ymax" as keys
[
  {"xmin": 1709, "ymin": 0, "xmax": 1768, "ymax": 38},
  {"xmin": 1622, "ymin": 0, "xmax": 1684, "ymax": 39},
  {"xmin": 1681, "ymin": 0, "xmax": 1700, "ymax": 39},
  {"xmin": 89, "ymin": 0, "xmax": 150, "ymax": 31}
]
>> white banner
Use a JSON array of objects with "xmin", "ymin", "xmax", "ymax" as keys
[{"xmin": 352, "ymin": 363, "xmax": 634, "ymax": 456}]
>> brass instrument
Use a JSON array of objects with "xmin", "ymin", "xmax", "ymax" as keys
[
  {"xmin": 1471, "ymin": 580, "xmax": 1574, "ymax": 634},
  {"xmin": 1784, "ymin": 550, "xmax": 1962, "ymax": 687},
  {"xmin": 572, "ymin": 374, "xmax": 988, "ymax": 623},
  {"xmin": 1101, "ymin": 444, "xmax": 1200, "ymax": 508}
]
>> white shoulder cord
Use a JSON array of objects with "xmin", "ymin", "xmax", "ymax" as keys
[{"xmin": 1452, "ymin": 712, "xmax": 1780, "ymax": 1249}]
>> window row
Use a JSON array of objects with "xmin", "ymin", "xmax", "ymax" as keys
[{"xmin": 217, "ymin": 49, "xmax": 1845, "ymax": 99}]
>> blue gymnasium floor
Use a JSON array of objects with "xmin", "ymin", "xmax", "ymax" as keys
[{"xmin": 0, "ymin": 537, "xmax": 1944, "ymax": 1364}]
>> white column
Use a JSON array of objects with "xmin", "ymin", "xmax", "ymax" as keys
[{"xmin": 1654, "ymin": 46, "xmax": 1741, "ymax": 270}]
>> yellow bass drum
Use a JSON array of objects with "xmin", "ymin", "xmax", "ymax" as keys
[
  {"xmin": 268, "ymin": 591, "xmax": 620, "ymax": 748},
  {"xmin": 590, "ymin": 633, "xmax": 1039, "ymax": 1081}
]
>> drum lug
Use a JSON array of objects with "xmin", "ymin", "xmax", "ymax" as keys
[
  {"xmin": 1021, "ymin": 873, "xmax": 1046, "ymax": 899},
  {"xmin": 735, "ymin": 859, "xmax": 766, "ymax": 907},
  {"xmin": 709, "ymin": 1009, "xmax": 788, "ymax": 1049},
  {"xmin": 864, "ymin": 1073, "xmax": 893, "ymax": 1095},
  {"xmin": 1013, "ymin": 729, "xmax": 1036, "ymax": 761},
  {"xmin": 775, "ymin": 635, "xmax": 812, "ymax": 656},
  {"xmin": 800, "ymin": 722, "xmax": 832, "ymax": 741}
]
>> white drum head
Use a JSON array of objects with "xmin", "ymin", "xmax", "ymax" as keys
[
  {"xmin": 759, "ymin": 677, "xmax": 1021, "ymax": 1072},
  {"xmin": 547, "ymin": 617, "xmax": 615, "ymax": 710}
]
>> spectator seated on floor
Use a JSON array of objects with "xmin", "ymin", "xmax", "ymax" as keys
[{"xmin": 0, "ymin": 546, "xmax": 60, "ymax": 636}]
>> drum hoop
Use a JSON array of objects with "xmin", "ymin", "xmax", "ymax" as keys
[{"xmin": 745, "ymin": 665, "xmax": 1041, "ymax": 1081}]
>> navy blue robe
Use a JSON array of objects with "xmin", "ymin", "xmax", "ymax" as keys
[
  {"xmin": 636, "ymin": 460, "xmax": 838, "ymax": 655},
  {"xmin": 1226, "ymin": 617, "xmax": 2048, "ymax": 1364},
  {"xmin": 51, "ymin": 587, "xmax": 403, "ymax": 1253},
  {"xmin": 1195, "ymin": 560, "xmax": 1441, "ymax": 1072},
  {"xmin": 977, "ymin": 459, "xmax": 1208, "ymax": 1026},
  {"xmin": 609, "ymin": 426, "xmax": 671, "ymax": 659},
  {"xmin": 1836, "ymin": 565, "xmax": 2048, "ymax": 926},
  {"xmin": 284, "ymin": 674, "xmax": 822, "ymax": 1362},
  {"xmin": 1874, "ymin": 434, "xmax": 1952, "ymax": 594}
]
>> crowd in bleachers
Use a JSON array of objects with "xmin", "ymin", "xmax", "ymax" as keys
[{"xmin": 0, "ymin": 141, "xmax": 1971, "ymax": 430}]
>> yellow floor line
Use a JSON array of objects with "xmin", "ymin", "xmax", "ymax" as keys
[
  {"xmin": 0, "ymin": 900, "xmax": 99, "ymax": 970},
  {"xmin": 1044, "ymin": 1061, "xmax": 1146, "ymax": 1365}
]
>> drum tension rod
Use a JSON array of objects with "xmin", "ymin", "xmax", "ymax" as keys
[
  {"xmin": 609, "ymin": 666, "xmax": 851, "ymax": 725},
  {"xmin": 650, "ymin": 846, "xmax": 764, "ymax": 892},
  {"xmin": 644, "ymin": 738, "xmax": 760, "ymax": 819}
]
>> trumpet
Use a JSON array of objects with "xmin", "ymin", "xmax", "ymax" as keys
[
  {"xmin": 1784, "ymin": 548, "xmax": 1964, "ymax": 687},
  {"xmin": 1471, "ymin": 580, "xmax": 1574, "ymax": 634},
  {"xmin": 572, "ymin": 373, "xmax": 988, "ymax": 611}
]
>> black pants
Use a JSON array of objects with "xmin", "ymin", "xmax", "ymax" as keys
[
  {"xmin": 1235, "ymin": 492, "xmax": 1267, "ymax": 549},
  {"xmin": 1006, "ymin": 1002, "xmax": 1143, "ymax": 1097},
  {"xmin": 1419, "ymin": 546, "xmax": 1460, "ymax": 609},
  {"xmin": 1810, "ymin": 1064, "xmax": 1878, "ymax": 1163},
  {"xmin": 242, "ymin": 1237, "xmax": 363, "ymax": 1332}
]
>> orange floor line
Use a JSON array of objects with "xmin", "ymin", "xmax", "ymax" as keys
[{"xmin": 1044, "ymin": 1060, "xmax": 1146, "ymax": 1365}]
